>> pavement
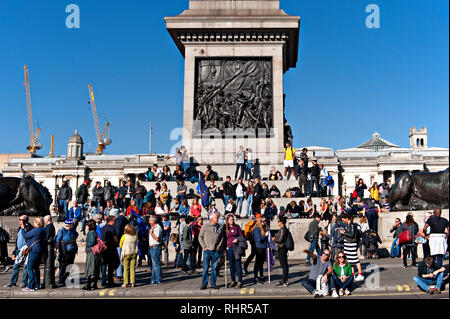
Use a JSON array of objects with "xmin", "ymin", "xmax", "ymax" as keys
[{"xmin": 0, "ymin": 257, "xmax": 448, "ymax": 299}]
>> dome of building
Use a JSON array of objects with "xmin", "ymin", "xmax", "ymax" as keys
[
  {"xmin": 356, "ymin": 132, "xmax": 400, "ymax": 151},
  {"xmin": 68, "ymin": 130, "xmax": 84, "ymax": 144}
]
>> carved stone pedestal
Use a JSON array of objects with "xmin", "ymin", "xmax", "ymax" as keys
[{"xmin": 165, "ymin": 0, "xmax": 300, "ymax": 164}]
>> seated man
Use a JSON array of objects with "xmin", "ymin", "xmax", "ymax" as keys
[
  {"xmin": 413, "ymin": 256, "xmax": 445, "ymax": 294},
  {"xmin": 349, "ymin": 196, "xmax": 365, "ymax": 216},
  {"xmin": 204, "ymin": 165, "xmax": 218, "ymax": 181},
  {"xmin": 301, "ymin": 249, "xmax": 333, "ymax": 298},
  {"xmin": 304, "ymin": 198, "xmax": 315, "ymax": 218},
  {"xmin": 285, "ymin": 201, "xmax": 301, "ymax": 218},
  {"xmin": 173, "ymin": 165, "xmax": 186, "ymax": 182}
]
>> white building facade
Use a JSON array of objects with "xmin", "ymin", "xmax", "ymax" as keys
[{"xmin": 1, "ymin": 127, "xmax": 448, "ymax": 203}]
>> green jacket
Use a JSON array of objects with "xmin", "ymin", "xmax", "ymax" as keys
[{"xmin": 333, "ymin": 263, "xmax": 353, "ymax": 277}]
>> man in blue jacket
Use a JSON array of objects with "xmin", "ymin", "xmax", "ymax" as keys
[
  {"xmin": 55, "ymin": 219, "xmax": 78, "ymax": 287},
  {"xmin": 67, "ymin": 201, "xmax": 83, "ymax": 230}
]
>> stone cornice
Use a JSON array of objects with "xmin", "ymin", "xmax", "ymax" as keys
[{"xmin": 178, "ymin": 30, "xmax": 290, "ymax": 43}]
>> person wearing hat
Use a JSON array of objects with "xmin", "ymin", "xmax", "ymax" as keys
[
  {"xmin": 306, "ymin": 213, "xmax": 322, "ymax": 266},
  {"xmin": 55, "ymin": 219, "xmax": 79, "ymax": 287},
  {"xmin": 207, "ymin": 202, "xmax": 219, "ymax": 219},
  {"xmin": 76, "ymin": 180, "xmax": 90, "ymax": 205}
]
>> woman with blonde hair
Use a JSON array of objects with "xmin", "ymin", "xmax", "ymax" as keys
[
  {"xmin": 22, "ymin": 217, "xmax": 46, "ymax": 291},
  {"xmin": 252, "ymin": 216, "xmax": 269, "ymax": 285},
  {"xmin": 120, "ymin": 224, "xmax": 138, "ymax": 288}
]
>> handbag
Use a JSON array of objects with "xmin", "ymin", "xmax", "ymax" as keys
[
  {"xmin": 414, "ymin": 234, "xmax": 425, "ymax": 245},
  {"xmin": 398, "ymin": 223, "xmax": 412, "ymax": 245},
  {"xmin": 91, "ymin": 237, "xmax": 107, "ymax": 255},
  {"xmin": 23, "ymin": 239, "xmax": 39, "ymax": 257}
]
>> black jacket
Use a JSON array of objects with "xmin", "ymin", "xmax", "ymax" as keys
[
  {"xmin": 103, "ymin": 185, "xmax": 116, "ymax": 201},
  {"xmin": 297, "ymin": 164, "xmax": 308, "ymax": 177},
  {"xmin": 114, "ymin": 215, "xmax": 129, "ymax": 239},
  {"xmin": 58, "ymin": 186, "xmax": 72, "ymax": 201},
  {"xmin": 92, "ymin": 186, "xmax": 104, "ymax": 203},
  {"xmin": 44, "ymin": 223, "xmax": 56, "ymax": 244},
  {"xmin": 311, "ymin": 165, "xmax": 320, "ymax": 178},
  {"xmin": 253, "ymin": 183, "xmax": 262, "ymax": 199},
  {"xmin": 223, "ymin": 182, "xmax": 235, "ymax": 197},
  {"xmin": 77, "ymin": 184, "xmax": 89, "ymax": 204},
  {"xmin": 273, "ymin": 226, "xmax": 287, "ymax": 249},
  {"xmin": 343, "ymin": 222, "xmax": 359, "ymax": 243}
]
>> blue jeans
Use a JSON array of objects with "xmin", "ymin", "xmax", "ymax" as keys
[
  {"xmin": 413, "ymin": 273, "xmax": 444, "ymax": 291},
  {"xmin": 27, "ymin": 251, "xmax": 42, "ymax": 289},
  {"xmin": 307, "ymin": 239, "xmax": 321, "ymax": 262},
  {"xmin": 149, "ymin": 246, "xmax": 162, "ymax": 283},
  {"xmin": 136, "ymin": 198, "xmax": 143, "ymax": 211},
  {"xmin": 302, "ymin": 278, "xmax": 317, "ymax": 294},
  {"xmin": 101, "ymin": 264, "xmax": 107, "ymax": 285},
  {"xmin": 390, "ymin": 238, "xmax": 400, "ymax": 257},
  {"xmin": 224, "ymin": 195, "xmax": 231, "ymax": 207},
  {"xmin": 245, "ymin": 194, "xmax": 253, "ymax": 218},
  {"xmin": 434, "ymin": 254, "xmax": 444, "ymax": 268},
  {"xmin": 236, "ymin": 197, "xmax": 244, "ymax": 216},
  {"xmin": 330, "ymin": 274, "xmax": 354, "ymax": 291},
  {"xmin": 227, "ymin": 247, "xmax": 243, "ymax": 283},
  {"xmin": 116, "ymin": 247, "xmax": 123, "ymax": 278},
  {"xmin": 59, "ymin": 200, "xmax": 68, "ymax": 215},
  {"xmin": 235, "ymin": 163, "xmax": 245, "ymax": 180},
  {"xmin": 9, "ymin": 262, "xmax": 28, "ymax": 286},
  {"xmin": 202, "ymin": 250, "xmax": 219, "ymax": 287},
  {"xmin": 81, "ymin": 217, "xmax": 87, "ymax": 233}
]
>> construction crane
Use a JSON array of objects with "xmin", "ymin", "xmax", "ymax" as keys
[
  {"xmin": 23, "ymin": 65, "xmax": 42, "ymax": 154},
  {"xmin": 88, "ymin": 84, "xmax": 111, "ymax": 155}
]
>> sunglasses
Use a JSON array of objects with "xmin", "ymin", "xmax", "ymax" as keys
[
  {"xmin": 323, "ymin": 253, "xmax": 330, "ymax": 256},
  {"xmin": 338, "ymin": 256, "xmax": 345, "ymax": 258}
]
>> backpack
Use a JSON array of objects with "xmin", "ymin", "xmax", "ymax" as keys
[
  {"xmin": 304, "ymin": 230, "xmax": 314, "ymax": 243},
  {"xmin": 75, "ymin": 187, "xmax": 81, "ymax": 199},
  {"xmin": 244, "ymin": 220, "xmax": 257, "ymax": 240},
  {"xmin": 333, "ymin": 224, "xmax": 345, "ymax": 245},
  {"xmin": 352, "ymin": 190, "xmax": 357, "ymax": 199},
  {"xmin": 91, "ymin": 237, "xmax": 107, "ymax": 255},
  {"xmin": 285, "ymin": 229, "xmax": 295, "ymax": 251}
]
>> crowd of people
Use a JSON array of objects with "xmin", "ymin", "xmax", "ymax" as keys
[{"xmin": 0, "ymin": 156, "xmax": 448, "ymax": 296}]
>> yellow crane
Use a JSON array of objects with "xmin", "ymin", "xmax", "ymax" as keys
[
  {"xmin": 88, "ymin": 84, "xmax": 111, "ymax": 155},
  {"xmin": 23, "ymin": 65, "xmax": 42, "ymax": 154}
]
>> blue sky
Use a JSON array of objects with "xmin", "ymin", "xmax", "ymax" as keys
[{"xmin": 0, "ymin": 0, "xmax": 448, "ymax": 156}]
